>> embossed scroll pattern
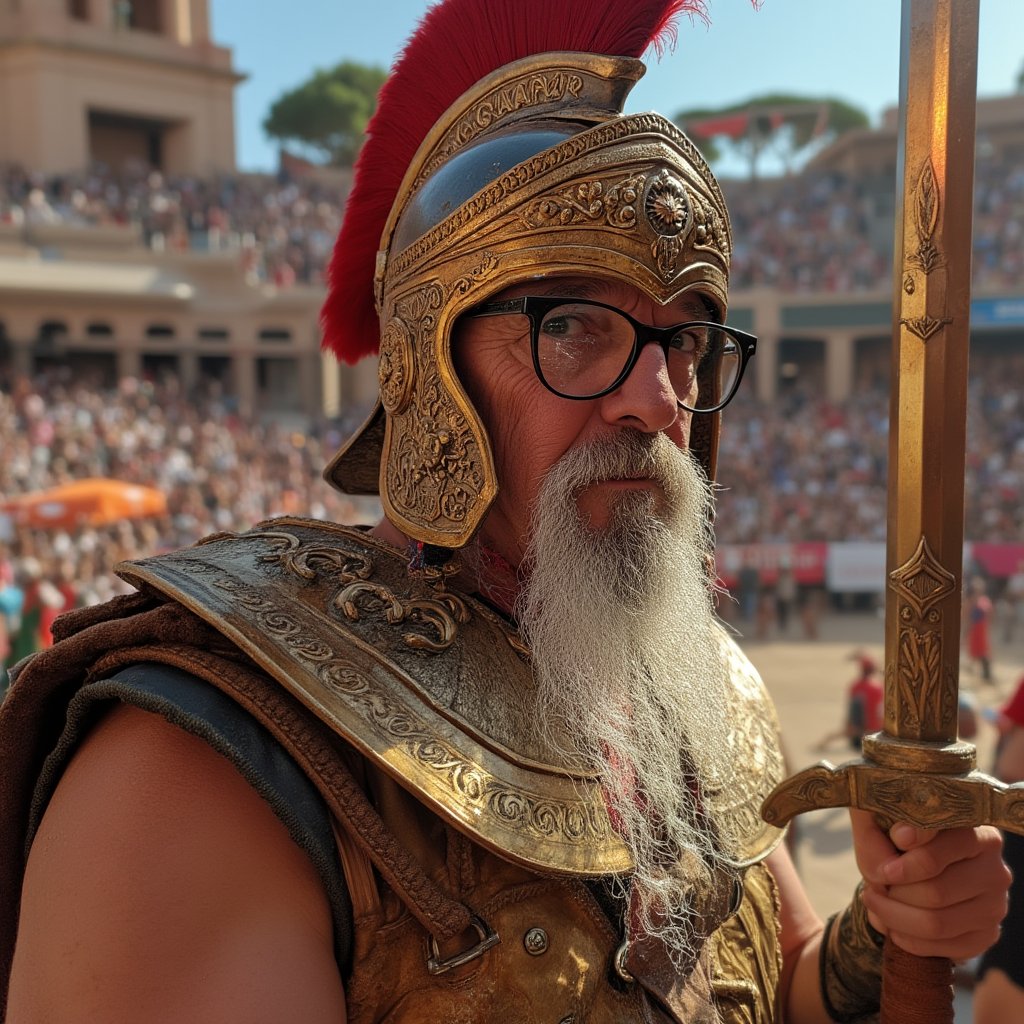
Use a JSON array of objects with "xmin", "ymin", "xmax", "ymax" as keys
[
  {"xmin": 710, "ymin": 704, "xmax": 781, "ymax": 851},
  {"xmin": 202, "ymin": 556, "xmax": 613, "ymax": 849},
  {"xmin": 416, "ymin": 70, "xmax": 586, "ymax": 186},
  {"xmin": 386, "ymin": 285, "xmax": 485, "ymax": 533},
  {"xmin": 520, "ymin": 167, "xmax": 726, "ymax": 282},
  {"xmin": 907, "ymin": 160, "xmax": 944, "ymax": 273},
  {"xmin": 887, "ymin": 536, "xmax": 958, "ymax": 736},
  {"xmin": 318, "ymin": 662, "xmax": 610, "ymax": 846},
  {"xmin": 522, "ymin": 173, "xmax": 643, "ymax": 231},
  {"xmin": 256, "ymin": 529, "xmax": 470, "ymax": 653},
  {"xmin": 378, "ymin": 318, "xmax": 415, "ymax": 415},
  {"xmin": 703, "ymin": 637, "xmax": 787, "ymax": 857},
  {"xmin": 390, "ymin": 114, "xmax": 731, "ymax": 280}
]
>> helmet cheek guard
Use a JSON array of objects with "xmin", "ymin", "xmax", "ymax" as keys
[{"xmin": 325, "ymin": 51, "xmax": 731, "ymax": 549}]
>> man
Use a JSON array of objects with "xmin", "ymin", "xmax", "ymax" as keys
[
  {"xmin": 965, "ymin": 576, "xmax": 995, "ymax": 683},
  {"xmin": 974, "ymin": 672, "xmax": 1024, "ymax": 1023},
  {"xmin": 0, "ymin": 1, "xmax": 1008, "ymax": 1022}
]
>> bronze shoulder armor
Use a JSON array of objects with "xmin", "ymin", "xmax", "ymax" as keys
[{"xmin": 119, "ymin": 518, "xmax": 784, "ymax": 873}]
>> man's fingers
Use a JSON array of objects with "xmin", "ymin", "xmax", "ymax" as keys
[
  {"xmin": 889, "ymin": 822, "xmax": 935, "ymax": 850},
  {"xmin": 861, "ymin": 883, "xmax": 1007, "ymax": 960},
  {"xmin": 880, "ymin": 825, "xmax": 1004, "ymax": 885}
]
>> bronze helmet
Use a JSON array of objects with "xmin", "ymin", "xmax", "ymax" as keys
[{"xmin": 323, "ymin": 3, "xmax": 732, "ymax": 549}]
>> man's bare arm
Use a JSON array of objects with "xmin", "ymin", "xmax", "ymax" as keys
[{"xmin": 6, "ymin": 703, "xmax": 347, "ymax": 1023}]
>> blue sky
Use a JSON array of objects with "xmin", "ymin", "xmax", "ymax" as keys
[{"xmin": 209, "ymin": 0, "xmax": 1023, "ymax": 176}]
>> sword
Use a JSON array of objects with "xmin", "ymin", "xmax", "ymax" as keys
[{"xmin": 761, "ymin": 1, "xmax": 1024, "ymax": 1020}]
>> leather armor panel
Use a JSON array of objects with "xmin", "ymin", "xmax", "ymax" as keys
[{"xmin": 342, "ymin": 757, "xmax": 781, "ymax": 1024}]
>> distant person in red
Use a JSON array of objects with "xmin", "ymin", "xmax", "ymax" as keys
[
  {"xmin": 973, "ymin": 673, "xmax": 1024, "ymax": 1022},
  {"xmin": 965, "ymin": 576, "xmax": 994, "ymax": 683},
  {"xmin": 845, "ymin": 653, "xmax": 884, "ymax": 748},
  {"xmin": 816, "ymin": 652, "xmax": 883, "ymax": 752}
]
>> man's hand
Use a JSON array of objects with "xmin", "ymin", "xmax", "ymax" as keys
[{"xmin": 850, "ymin": 808, "xmax": 1010, "ymax": 960}]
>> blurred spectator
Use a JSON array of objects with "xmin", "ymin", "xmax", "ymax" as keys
[
  {"xmin": 964, "ymin": 577, "xmax": 995, "ymax": 684},
  {"xmin": 815, "ymin": 652, "xmax": 883, "ymax": 751},
  {"xmin": 973, "ymin": 674, "xmax": 1024, "ymax": 1022},
  {"xmin": 775, "ymin": 564, "xmax": 797, "ymax": 634},
  {"xmin": 6, "ymin": 559, "xmax": 63, "ymax": 666},
  {"xmin": 0, "ymin": 557, "xmax": 23, "ymax": 693},
  {"xmin": 1001, "ymin": 558, "xmax": 1024, "ymax": 643}
]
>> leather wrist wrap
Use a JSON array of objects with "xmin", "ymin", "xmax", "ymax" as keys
[{"xmin": 819, "ymin": 882, "xmax": 885, "ymax": 1023}]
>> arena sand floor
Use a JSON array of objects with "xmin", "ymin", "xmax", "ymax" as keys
[{"xmin": 737, "ymin": 610, "xmax": 1024, "ymax": 1022}]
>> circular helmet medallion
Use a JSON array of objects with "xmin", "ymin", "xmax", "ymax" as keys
[
  {"xmin": 378, "ymin": 318, "xmax": 415, "ymax": 415},
  {"xmin": 644, "ymin": 171, "xmax": 692, "ymax": 238}
]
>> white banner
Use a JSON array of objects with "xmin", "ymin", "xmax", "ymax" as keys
[{"xmin": 826, "ymin": 542, "xmax": 887, "ymax": 593}]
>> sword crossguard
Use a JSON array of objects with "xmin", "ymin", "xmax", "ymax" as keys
[{"xmin": 762, "ymin": 747, "xmax": 1024, "ymax": 835}]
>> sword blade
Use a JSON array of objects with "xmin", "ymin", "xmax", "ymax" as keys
[
  {"xmin": 870, "ymin": 0, "xmax": 979, "ymax": 758},
  {"xmin": 871, "ymin": 3, "xmax": 980, "ymax": 1020}
]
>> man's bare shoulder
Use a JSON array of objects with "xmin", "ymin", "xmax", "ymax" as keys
[{"xmin": 7, "ymin": 703, "xmax": 346, "ymax": 1024}]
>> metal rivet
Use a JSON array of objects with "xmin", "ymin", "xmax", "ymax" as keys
[{"xmin": 523, "ymin": 927, "xmax": 549, "ymax": 955}]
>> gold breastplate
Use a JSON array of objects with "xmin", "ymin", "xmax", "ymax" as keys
[
  {"xmin": 119, "ymin": 518, "xmax": 785, "ymax": 874},
  {"xmin": 342, "ymin": 757, "xmax": 781, "ymax": 1024}
]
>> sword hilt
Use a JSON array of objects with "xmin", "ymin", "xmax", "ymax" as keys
[
  {"xmin": 761, "ymin": 754, "xmax": 1024, "ymax": 835},
  {"xmin": 761, "ymin": 753, "xmax": 1024, "ymax": 1024},
  {"xmin": 762, "ymin": 754, "xmax": 1024, "ymax": 1024}
]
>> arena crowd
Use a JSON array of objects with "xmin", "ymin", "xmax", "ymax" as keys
[
  {"xmin": 1, "ymin": 138, "xmax": 1021, "ymax": 673},
  {"xmin": 0, "ymin": 370, "xmax": 374, "ymax": 682},
  {"xmin": 1, "ymin": 145, "xmax": 1021, "ymax": 294},
  {"xmin": 717, "ymin": 349, "xmax": 1024, "ymax": 546},
  {"xmin": 2, "ymin": 350, "xmax": 1022, "ymax": 678},
  {"xmin": 0, "ymin": 163, "xmax": 347, "ymax": 290}
]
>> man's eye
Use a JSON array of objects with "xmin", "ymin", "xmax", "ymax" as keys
[
  {"xmin": 542, "ymin": 316, "xmax": 571, "ymax": 336},
  {"xmin": 541, "ymin": 315, "xmax": 593, "ymax": 340},
  {"xmin": 671, "ymin": 330, "xmax": 706, "ymax": 359}
]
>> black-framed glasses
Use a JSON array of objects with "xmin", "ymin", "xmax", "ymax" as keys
[{"xmin": 466, "ymin": 296, "xmax": 756, "ymax": 414}]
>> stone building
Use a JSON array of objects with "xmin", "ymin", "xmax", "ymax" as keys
[{"xmin": 0, "ymin": 0, "xmax": 239, "ymax": 176}]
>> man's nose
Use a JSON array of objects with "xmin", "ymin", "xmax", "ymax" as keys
[{"xmin": 598, "ymin": 342, "xmax": 680, "ymax": 434}]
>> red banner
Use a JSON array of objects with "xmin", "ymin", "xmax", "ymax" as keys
[
  {"xmin": 716, "ymin": 542, "xmax": 829, "ymax": 589},
  {"xmin": 715, "ymin": 541, "xmax": 1024, "ymax": 592},
  {"xmin": 969, "ymin": 542, "xmax": 1024, "ymax": 579}
]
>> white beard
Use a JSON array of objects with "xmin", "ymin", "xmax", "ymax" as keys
[{"xmin": 516, "ymin": 431, "xmax": 739, "ymax": 973}]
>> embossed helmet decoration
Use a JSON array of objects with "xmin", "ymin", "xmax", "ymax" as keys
[{"xmin": 323, "ymin": 0, "xmax": 735, "ymax": 549}]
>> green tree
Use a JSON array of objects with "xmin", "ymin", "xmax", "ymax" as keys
[
  {"xmin": 675, "ymin": 93, "xmax": 870, "ymax": 179},
  {"xmin": 1016, "ymin": 58, "xmax": 1024, "ymax": 92},
  {"xmin": 263, "ymin": 61, "xmax": 387, "ymax": 166}
]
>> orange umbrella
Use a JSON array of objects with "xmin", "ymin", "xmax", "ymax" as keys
[{"xmin": 0, "ymin": 478, "xmax": 168, "ymax": 531}]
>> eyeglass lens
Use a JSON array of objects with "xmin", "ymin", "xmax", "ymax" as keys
[{"xmin": 535, "ymin": 302, "xmax": 740, "ymax": 411}]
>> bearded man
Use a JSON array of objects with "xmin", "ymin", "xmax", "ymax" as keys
[{"xmin": 0, "ymin": 2, "xmax": 1009, "ymax": 1022}]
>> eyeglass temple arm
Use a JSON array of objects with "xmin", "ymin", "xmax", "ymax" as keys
[{"xmin": 471, "ymin": 298, "xmax": 528, "ymax": 317}]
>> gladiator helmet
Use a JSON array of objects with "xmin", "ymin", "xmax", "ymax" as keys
[{"xmin": 323, "ymin": 0, "xmax": 736, "ymax": 549}]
